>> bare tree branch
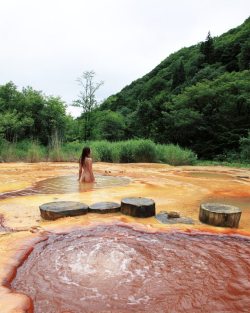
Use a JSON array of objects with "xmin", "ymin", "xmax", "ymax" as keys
[{"xmin": 73, "ymin": 71, "xmax": 104, "ymax": 141}]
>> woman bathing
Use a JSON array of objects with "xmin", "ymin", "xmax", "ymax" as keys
[{"xmin": 78, "ymin": 147, "xmax": 95, "ymax": 183}]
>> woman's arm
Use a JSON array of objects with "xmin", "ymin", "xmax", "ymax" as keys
[{"xmin": 78, "ymin": 161, "xmax": 82, "ymax": 181}]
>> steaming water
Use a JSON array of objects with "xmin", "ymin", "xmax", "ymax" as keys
[{"xmin": 11, "ymin": 224, "xmax": 250, "ymax": 313}]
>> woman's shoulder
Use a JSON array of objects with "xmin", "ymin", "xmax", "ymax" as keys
[{"xmin": 85, "ymin": 157, "xmax": 92, "ymax": 163}]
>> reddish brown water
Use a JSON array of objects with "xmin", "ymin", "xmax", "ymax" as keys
[{"xmin": 11, "ymin": 224, "xmax": 250, "ymax": 313}]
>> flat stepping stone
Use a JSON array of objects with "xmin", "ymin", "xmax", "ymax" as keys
[
  {"xmin": 155, "ymin": 212, "xmax": 194, "ymax": 224},
  {"xmin": 121, "ymin": 197, "xmax": 155, "ymax": 217},
  {"xmin": 199, "ymin": 203, "xmax": 242, "ymax": 228},
  {"xmin": 39, "ymin": 201, "xmax": 88, "ymax": 220},
  {"xmin": 89, "ymin": 202, "xmax": 121, "ymax": 214}
]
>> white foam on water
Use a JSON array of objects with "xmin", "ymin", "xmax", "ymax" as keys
[
  {"xmin": 53, "ymin": 237, "xmax": 145, "ymax": 286},
  {"xmin": 79, "ymin": 287, "xmax": 104, "ymax": 301},
  {"xmin": 127, "ymin": 295, "xmax": 150, "ymax": 305},
  {"xmin": 11, "ymin": 225, "xmax": 250, "ymax": 313}
]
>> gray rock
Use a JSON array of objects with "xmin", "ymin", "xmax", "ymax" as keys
[
  {"xmin": 168, "ymin": 211, "xmax": 180, "ymax": 219},
  {"xmin": 155, "ymin": 212, "xmax": 194, "ymax": 224}
]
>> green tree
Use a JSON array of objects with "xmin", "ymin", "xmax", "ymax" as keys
[
  {"xmin": 0, "ymin": 82, "xmax": 69, "ymax": 144},
  {"xmin": 73, "ymin": 71, "xmax": 104, "ymax": 141},
  {"xmin": 0, "ymin": 110, "xmax": 33, "ymax": 141},
  {"xmin": 21, "ymin": 87, "xmax": 47, "ymax": 141},
  {"xmin": 91, "ymin": 110, "xmax": 125, "ymax": 141},
  {"xmin": 165, "ymin": 71, "xmax": 250, "ymax": 158},
  {"xmin": 40, "ymin": 96, "xmax": 68, "ymax": 144},
  {"xmin": 0, "ymin": 81, "xmax": 22, "ymax": 111},
  {"xmin": 200, "ymin": 31, "xmax": 215, "ymax": 64},
  {"xmin": 171, "ymin": 59, "xmax": 186, "ymax": 90},
  {"xmin": 239, "ymin": 39, "xmax": 250, "ymax": 70},
  {"xmin": 239, "ymin": 132, "xmax": 250, "ymax": 161}
]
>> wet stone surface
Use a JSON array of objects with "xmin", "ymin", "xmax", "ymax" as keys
[
  {"xmin": 89, "ymin": 202, "xmax": 121, "ymax": 214},
  {"xmin": 168, "ymin": 211, "xmax": 180, "ymax": 218},
  {"xmin": 155, "ymin": 212, "xmax": 194, "ymax": 224},
  {"xmin": 39, "ymin": 201, "xmax": 89, "ymax": 220}
]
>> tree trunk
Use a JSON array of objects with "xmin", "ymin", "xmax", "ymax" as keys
[
  {"xmin": 88, "ymin": 202, "xmax": 121, "ymax": 214},
  {"xmin": 121, "ymin": 197, "xmax": 155, "ymax": 217},
  {"xmin": 40, "ymin": 201, "xmax": 88, "ymax": 220},
  {"xmin": 199, "ymin": 203, "xmax": 242, "ymax": 228}
]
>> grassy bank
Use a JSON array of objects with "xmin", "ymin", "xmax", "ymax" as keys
[{"xmin": 0, "ymin": 139, "xmax": 198, "ymax": 165}]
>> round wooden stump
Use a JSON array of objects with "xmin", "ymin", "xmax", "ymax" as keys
[
  {"xmin": 199, "ymin": 203, "xmax": 242, "ymax": 228},
  {"xmin": 121, "ymin": 197, "xmax": 155, "ymax": 218},
  {"xmin": 88, "ymin": 202, "xmax": 121, "ymax": 214},
  {"xmin": 39, "ymin": 201, "xmax": 89, "ymax": 220}
]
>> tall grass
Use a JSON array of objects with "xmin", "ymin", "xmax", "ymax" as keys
[
  {"xmin": 48, "ymin": 132, "xmax": 65, "ymax": 162},
  {"xmin": 0, "ymin": 139, "xmax": 197, "ymax": 165},
  {"xmin": 26, "ymin": 141, "xmax": 46, "ymax": 162},
  {"xmin": 86, "ymin": 140, "xmax": 196, "ymax": 165},
  {"xmin": 0, "ymin": 141, "xmax": 18, "ymax": 162},
  {"xmin": 0, "ymin": 140, "xmax": 46, "ymax": 162},
  {"xmin": 156, "ymin": 144, "xmax": 197, "ymax": 165},
  {"xmin": 88, "ymin": 140, "xmax": 157, "ymax": 163}
]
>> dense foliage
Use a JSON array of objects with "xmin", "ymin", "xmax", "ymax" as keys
[
  {"xmin": 99, "ymin": 17, "xmax": 250, "ymax": 160},
  {"xmin": 0, "ymin": 82, "xmax": 71, "ymax": 145}
]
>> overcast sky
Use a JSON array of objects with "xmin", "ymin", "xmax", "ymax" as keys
[{"xmin": 1, "ymin": 0, "xmax": 249, "ymax": 116}]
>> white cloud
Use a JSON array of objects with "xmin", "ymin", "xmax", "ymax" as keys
[{"xmin": 0, "ymin": 0, "xmax": 249, "ymax": 116}]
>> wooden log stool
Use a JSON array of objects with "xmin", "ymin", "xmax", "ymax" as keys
[
  {"xmin": 39, "ymin": 201, "xmax": 88, "ymax": 220},
  {"xmin": 199, "ymin": 203, "xmax": 242, "ymax": 228},
  {"xmin": 89, "ymin": 202, "xmax": 121, "ymax": 214},
  {"xmin": 121, "ymin": 197, "xmax": 155, "ymax": 217}
]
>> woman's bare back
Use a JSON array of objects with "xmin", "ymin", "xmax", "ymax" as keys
[{"xmin": 79, "ymin": 157, "xmax": 95, "ymax": 183}]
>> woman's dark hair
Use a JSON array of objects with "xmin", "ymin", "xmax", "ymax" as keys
[{"xmin": 80, "ymin": 147, "xmax": 91, "ymax": 166}]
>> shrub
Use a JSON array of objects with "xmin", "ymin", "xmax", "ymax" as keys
[
  {"xmin": 239, "ymin": 132, "xmax": 250, "ymax": 162},
  {"xmin": 26, "ymin": 141, "xmax": 46, "ymax": 162},
  {"xmin": 156, "ymin": 144, "xmax": 197, "ymax": 165},
  {"xmin": 133, "ymin": 139, "xmax": 157, "ymax": 162},
  {"xmin": 90, "ymin": 141, "xmax": 114, "ymax": 162},
  {"xmin": 0, "ymin": 141, "xmax": 17, "ymax": 162},
  {"xmin": 62, "ymin": 141, "xmax": 83, "ymax": 162}
]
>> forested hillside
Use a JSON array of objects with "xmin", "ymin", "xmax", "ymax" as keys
[
  {"xmin": 99, "ymin": 17, "xmax": 250, "ymax": 159},
  {"xmin": 0, "ymin": 17, "xmax": 249, "ymax": 162}
]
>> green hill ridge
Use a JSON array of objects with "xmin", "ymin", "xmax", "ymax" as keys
[{"xmin": 99, "ymin": 17, "xmax": 250, "ymax": 159}]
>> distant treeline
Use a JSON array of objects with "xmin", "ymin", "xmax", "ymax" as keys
[{"xmin": 0, "ymin": 18, "xmax": 250, "ymax": 163}]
